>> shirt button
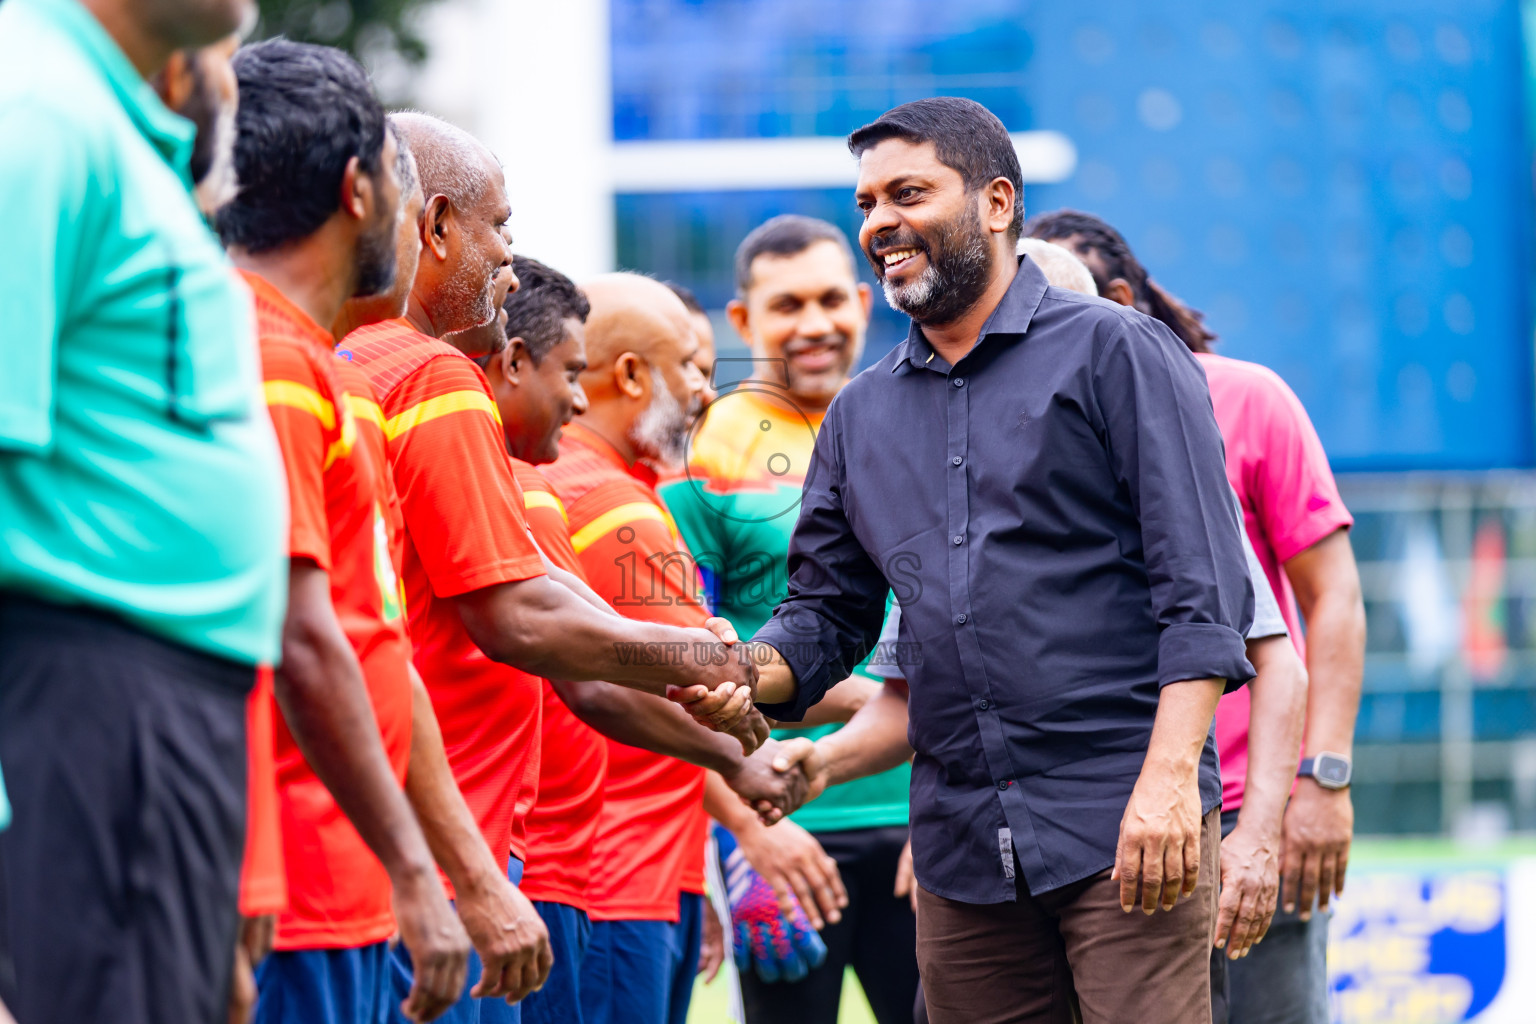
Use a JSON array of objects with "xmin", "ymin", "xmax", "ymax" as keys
[
  {"xmin": 953, "ymin": 535, "xmax": 964, "ymax": 545},
  {"xmin": 953, "ymin": 378, "xmax": 966, "ymax": 388},
  {"xmin": 956, "ymin": 613, "xmax": 967, "ymax": 625},
  {"xmin": 997, "ymin": 779, "xmax": 1009, "ymax": 790},
  {"xmin": 952, "ymin": 455, "xmax": 964, "ymax": 466},
  {"xmin": 977, "ymin": 699, "xmax": 990, "ymax": 711}
]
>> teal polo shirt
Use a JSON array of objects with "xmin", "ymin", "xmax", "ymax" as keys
[{"xmin": 0, "ymin": 0, "xmax": 287, "ymax": 666}]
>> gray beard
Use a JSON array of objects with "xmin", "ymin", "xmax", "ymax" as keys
[
  {"xmin": 631, "ymin": 378, "xmax": 691, "ymax": 471},
  {"xmin": 880, "ymin": 203, "xmax": 993, "ymax": 326}
]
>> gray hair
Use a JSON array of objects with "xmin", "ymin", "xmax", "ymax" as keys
[
  {"xmin": 1017, "ymin": 237, "xmax": 1098, "ymax": 296},
  {"xmin": 388, "ymin": 110, "xmax": 494, "ymax": 210}
]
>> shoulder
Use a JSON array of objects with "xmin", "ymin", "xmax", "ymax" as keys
[
  {"xmin": 342, "ymin": 325, "xmax": 477, "ymax": 399},
  {"xmin": 1198, "ymin": 353, "xmax": 1299, "ymax": 404},
  {"xmin": 511, "ymin": 459, "xmax": 554, "ymax": 496}
]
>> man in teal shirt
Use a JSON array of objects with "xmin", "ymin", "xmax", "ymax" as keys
[
  {"xmin": 0, "ymin": 0, "xmax": 287, "ymax": 1020},
  {"xmin": 661, "ymin": 216, "xmax": 919, "ymax": 1024}
]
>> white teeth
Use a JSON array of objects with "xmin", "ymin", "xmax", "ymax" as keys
[{"xmin": 883, "ymin": 249, "xmax": 919, "ymax": 267}]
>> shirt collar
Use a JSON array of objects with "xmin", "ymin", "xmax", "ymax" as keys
[
  {"xmin": 24, "ymin": 0, "xmax": 196, "ymax": 178},
  {"xmin": 892, "ymin": 255, "xmax": 1051, "ymax": 375},
  {"xmin": 563, "ymin": 420, "xmax": 660, "ymax": 488}
]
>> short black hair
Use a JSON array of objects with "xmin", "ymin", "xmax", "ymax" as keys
[
  {"xmin": 848, "ymin": 97, "xmax": 1024, "ymax": 239},
  {"xmin": 502, "ymin": 255, "xmax": 590, "ymax": 364},
  {"xmin": 217, "ymin": 39, "xmax": 386, "ymax": 253},
  {"xmin": 733, "ymin": 214, "xmax": 857, "ymax": 297},
  {"xmin": 1025, "ymin": 209, "xmax": 1218, "ymax": 353},
  {"xmin": 664, "ymin": 281, "xmax": 706, "ymax": 316}
]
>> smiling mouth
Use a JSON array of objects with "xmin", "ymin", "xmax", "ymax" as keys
[{"xmin": 878, "ymin": 247, "xmax": 924, "ymax": 274}]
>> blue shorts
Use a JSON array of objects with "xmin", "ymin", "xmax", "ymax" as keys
[
  {"xmin": 578, "ymin": 891, "xmax": 704, "ymax": 1024},
  {"xmin": 255, "ymin": 942, "xmax": 392, "ymax": 1024},
  {"xmin": 389, "ymin": 858, "xmax": 526, "ymax": 1024},
  {"xmin": 520, "ymin": 901, "xmax": 592, "ymax": 1024}
]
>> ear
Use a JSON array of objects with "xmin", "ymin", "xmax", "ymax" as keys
[
  {"xmin": 339, "ymin": 155, "xmax": 367, "ymax": 221},
  {"xmin": 726, "ymin": 299, "xmax": 752, "ymax": 344},
  {"xmin": 503, "ymin": 337, "xmax": 531, "ymax": 385},
  {"xmin": 422, "ymin": 194, "xmax": 453, "ymax": 261},
  {"xmin": 983, "ymin": 176, "xmax": 1016, "ymax": 235},
  {"xmin": 1104, "ymin": 278, "xmax": 1136, "ymax": 308},
  {"xmin": 613, "ymin": 351, "xmax": 648, "ymax": 401},
  {"xmin": 856, "ymin": 281, "xmax": 875, "ymax": 320},
  {"xmin": 156, "ymin": 51, "xmax": 194, "ymax": 110}
]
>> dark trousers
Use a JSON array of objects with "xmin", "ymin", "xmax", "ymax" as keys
[
  {"xmin": 742, "ymin": 825, "xmax": 920, "ymax": 1024},
  {"xmin": 0, "ymin": 597, "xmax": 252, "ymax": 1024},
  {"xmin": 916, "ymin": 809, "xmax": 1220, "ymax": 1024}
]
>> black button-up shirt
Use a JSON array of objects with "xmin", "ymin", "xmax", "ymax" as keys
[{"xmin": 755, "ymin": 257, "xmax": 1255, "ymax": 903}]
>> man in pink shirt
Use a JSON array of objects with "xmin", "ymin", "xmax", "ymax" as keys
[{"xmin": 1029, "ymin": 211, "xmax": 1366, "ymax": 1024}]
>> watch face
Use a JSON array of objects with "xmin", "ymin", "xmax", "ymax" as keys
[{"xmin": 1315, "ymin": 754, "xmax": 1351, "ymax": 787}]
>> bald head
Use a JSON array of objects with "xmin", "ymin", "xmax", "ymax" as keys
[
  {"xmin": 389, "ymin": 110, "xmax": 499, "ymax": 210},
  {"xmin": 1017, "ymin": 237, "xmax": 1098, "ymax": 296},
  {"xmin": 581, "ymin": 273, "xmax": 697, "ymax": 369},
  {"xmin": 578, "ymin": 273, "xmax": 705, "ymax": 469}
]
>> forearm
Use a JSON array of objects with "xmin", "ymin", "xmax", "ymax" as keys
[
  {"xmin": 458, "ymin": 576, "xmax": 721, "ymax": 692},
  {"xmin": 276, "ymin": 619, "xmax": 434, "ymax": 883},
  {"xmin": 1237, "ymin": 638, "xmax": 1308, "ymax": 836},
  {"xmin": 750, "ymin": 642, "xmax": 799, "ymax": 705},
  {"xmin": 815, "ymin": 682, "xmax": 913, "ymax": 787},
  {"xmin": 1143, "ymin": 678, "xmax": 1225, "ymax": 779},
  {"xmin": 703, "ymin": 768, "xmax": 760, "ymax": 832},
  {"xmin": 553, "ymin": 678, "xmax": 741, "ymax": 775},
  {"xmin": 779, "ymin": 676, "xmax": 882, "ymax": 729},
  {"xmin": 1299, "ymin": 590, "xmax": 1365, "ymax": 754},
  {"xmin": 404, "ymin": 668, "xmax": 505, "ymax": 892}
]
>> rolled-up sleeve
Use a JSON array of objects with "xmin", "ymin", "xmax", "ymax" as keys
[
  {"xmin": 1092, "ymin": 317, "xmax": 1255, "ymax": 691},
  {"xmin": 754, "ymin": 398, "xmax": 890, "ymax": 720}
]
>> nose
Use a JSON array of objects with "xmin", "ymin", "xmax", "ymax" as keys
[
  {"xmin": 797, "ymin": 301, "xmax": 835, "ymax": 340},
  {"xmin": 682, "ymin": 358, "xmax": 706, "ymax": 401},
  {"xmin": 862, "ymin": 198, "xmax": 902, "ymax": 248},
  {"xmin": 570, "ymin": 379, "xmax": 589, "ymax": 416}
]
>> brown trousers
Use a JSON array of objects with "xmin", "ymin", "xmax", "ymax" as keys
[{"xmin": 916, "ymin": 809, "xmax": 1219, "ymax": 1024}]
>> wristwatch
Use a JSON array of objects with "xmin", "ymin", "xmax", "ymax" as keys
[{"xmin": 1297, "ymin": 752, "xmax": 1352, "ymax": 790}]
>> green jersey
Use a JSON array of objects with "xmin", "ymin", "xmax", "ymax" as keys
[{"xmin": 660, "ymin": 385, "xmax": 910, "ymax": 833}]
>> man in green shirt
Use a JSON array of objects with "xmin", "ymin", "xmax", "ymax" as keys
[
  {"xmin": 660, "ymin": 216, "xmax": 919, "ymax": 1024},
  {"xmin": 0, "ymin": 0, "xmax": 287, "ymax": 1021}
]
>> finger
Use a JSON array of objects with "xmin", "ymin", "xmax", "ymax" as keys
[
  {"xmin": 1114, "ymin": 836, "xmax": 1139, "ymax": 913},
  {"xmin": 784, "ymin": 870, "xmax": 823, "ymax": 930},
  {"xmin": 824, "ymin": 855, "xmax": 849, "ymax": 911},
  {"xmin": 1335, "ymin": 841, "xmax": 1352, "ymax": 897},
  {"xmin": 1182, "ymin": 826, "xmax": 1201, "ymax": 900},
  {"xmin": 1315, "ymin": 851, "xmax": 1338, "ymax": 915},
  {"xmin": 702, "ymin": 955, "xmax": 722, "ymax": 984},
  {"xmin": 1227, "ymin": 886, "xmax": 1257, "ymax": 958},
  {"xmin": 705, "ymin": 616, "xmax": 740, "ymax": 643},
  {"xmin": 772, "ymin": 740, "xmax": 814, "ymax": 774},
  {"xmin": 1255, "ymin": 895, "xmax": 1278, "ymax": 947},
  {"xmin": 1141, "ymin": 839, "xmax": 1165, "ymax": 915},
  {"xmin": 667, "ymin": 683, "xmax": 712, "ymax": 705},
  {"xmin": 1213, "ymin": 883, "xmax": 1241, "ymax": 952},
  {"xmin": 1295, "ymin": 853, "xmax": 1321, "ymax": 922},
  {"xmin": 1280, "ymin": 847, "xmax": 1304, "ymax": 915},
  {"xmin": 1159, "ymin": 842, "xmax": 1182, "ymax": 913}
]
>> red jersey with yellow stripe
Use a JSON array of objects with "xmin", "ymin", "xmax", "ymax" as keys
[
  {"xmin": 511, "ymin": 460, "xmax": 608, "ymax": 911},
  {"xmin": 541, "ymin": 422, "xmax": 709, "ymax": 922},
  {"xmin": 341, "ymin": 319, "xmax": 547, "ymax": 877},
  {"xmin": 247, "ymin": 272, "xmax": 414, "ymax": 950}
]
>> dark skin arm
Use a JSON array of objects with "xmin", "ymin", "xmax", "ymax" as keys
[
  {"xmin": 1281, "ymin": 528, "xmax": 1366, "ymax": 917},
  {"xmin": 404, "ymin": 667, "xmax": 551, "ymax": 1004},
  {"xmin": 554, "ymin": 677, "xmax": 803, "ymax": 821},
  {"xmin": 455, "ymin": 575, "xmax": 762, "ymax": 748},
  {"xmin": 278, "ymin": 561, "xmax": 468, "ymax": 1023}
]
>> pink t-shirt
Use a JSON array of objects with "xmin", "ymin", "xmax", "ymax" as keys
[{"xmin": 1198, "ymin": 353, "xmax": 1354, "ymax": 811}]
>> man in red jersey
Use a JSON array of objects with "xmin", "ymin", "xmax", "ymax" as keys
[
  {"xmin": 218, "ymin": 41, "xmax": 470, "ymax": 1023},
  {"xmin": 1029, "ymin": 210, "xmax": 1365, "ymax": 1024},
  {"xmin": 538, "ymin": 273, "xmax": 757, "ymax": 1024},
  {"xmin": 468, "ymin": 260, "xmax": 806, "ymax": 1024},
  {"xmin": 340, "ymin": 113, "xmax": 765, "ymax": 1022}
]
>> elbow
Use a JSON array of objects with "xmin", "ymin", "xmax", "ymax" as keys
[{"xmin": 556, "ymin": 679, "xmax": 610, "ymax": 722}]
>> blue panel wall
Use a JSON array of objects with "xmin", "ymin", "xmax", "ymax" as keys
[{"xmin": 611, "ymin": 0, "xmax": 1534, "ymax": 470}]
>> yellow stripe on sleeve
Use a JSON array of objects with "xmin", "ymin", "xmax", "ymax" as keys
[
  {"xmin": 344, "ymin": 393, "xmax": 386, "ymax": 432},
  {"xmin": 323, "ymin": 402, "xmax": 357, "ymax": 469},
  {"xmin": 384, "ymin": 389, "xmax": 503, "ymax": 440},
  {"xmin": 264, "ymin": 379, "xmax": 336, "ymax": 430},
  {"xmin": 523, "ymin": 489, "xmax": 569, "ymax": 523},
  {"xmin": 570, "ymin": 502, "xmax": 667, "ymax": 554}
]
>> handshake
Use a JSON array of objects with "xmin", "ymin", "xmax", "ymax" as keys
[{"xmin": 665, "ymin": 616, "xmax": 769, "ymax": 755}]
